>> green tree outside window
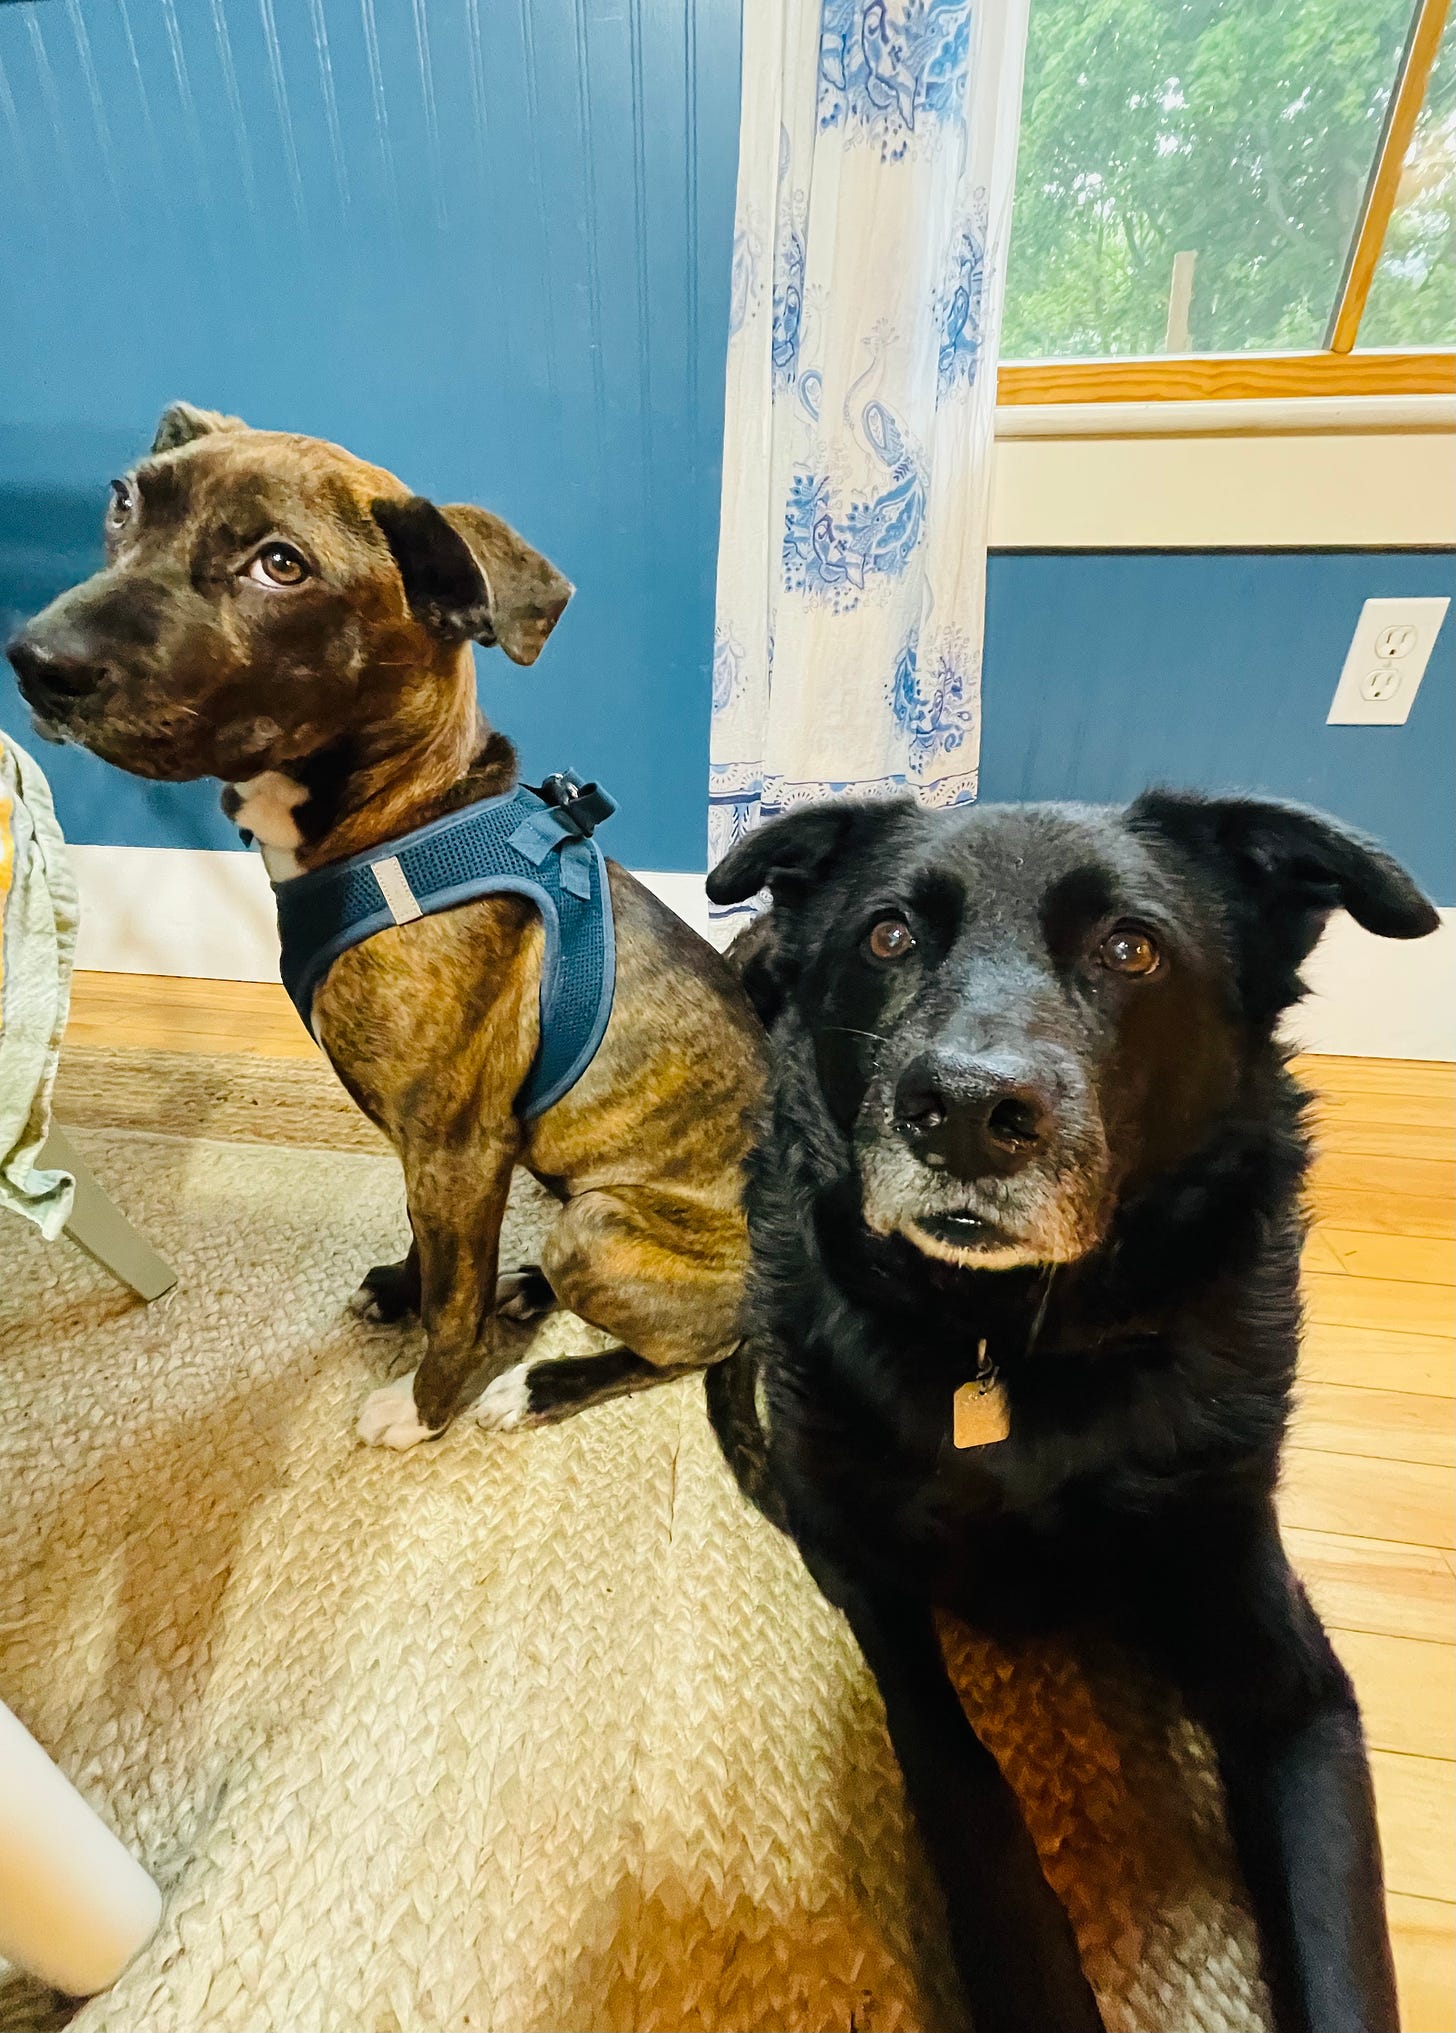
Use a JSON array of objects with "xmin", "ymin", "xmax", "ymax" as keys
[{"xmin": 1001, "ymin": 0, "xmax": 1449, "ymax": 359}]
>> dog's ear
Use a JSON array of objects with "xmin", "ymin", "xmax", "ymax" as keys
[
  {"xmin": 709, "ymin": 799, "xmax": 912, "ymax": 1024},
  {"xmin": 1130, "ymin": 790, "xmax": 1438, "ymax": 1016},
  {"xmin": 371, "ymin": 495, "xmax": 572, "ymax": 666},
  {"xmin": 707, "ymin": 800, "xmax": 893, "ymax": 909},
  {"xmin": 1131, "ymin": 791, "xmax": 1437, "ymax": 941},
  {"xmin": 150, "ymin": 402, "xmax": 249, "ymax": 454}
]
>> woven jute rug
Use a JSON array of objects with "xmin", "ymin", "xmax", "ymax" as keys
[{"xmin": 0, "ymin": 1052, "xmax": 1271, "ymax": 2033}]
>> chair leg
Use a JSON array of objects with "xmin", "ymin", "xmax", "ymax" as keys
[
  {"xmin": 0, "ymin": 1697, "xmax": 163, "ymax": 1996},
  {"xmin": 40, "ymin": 1125, "xmax": 177, "ymax": 1303}
]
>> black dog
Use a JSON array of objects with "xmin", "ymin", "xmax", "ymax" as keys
[{"xmin": 706, "ymin": 790, "xmax": 1438, "ymax": 2033}]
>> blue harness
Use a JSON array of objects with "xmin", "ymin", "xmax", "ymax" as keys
[{"xmin": 272, "ymin": 772, "xmax": 617, "ymax": 1118}]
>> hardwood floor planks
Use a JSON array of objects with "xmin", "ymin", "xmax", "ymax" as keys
[
  {"xmin": 1329, "ymin": 1628, "xmax": 1456, "ymax": 1758},
  {"xmin": 1388, "ymin": 1891, "xmax": 1456, "ymax": 2033},
  {"xmin": 1370, "ymin": 1752, "xmax": 1456, "ymax": 1904},
  {"xmin": 1291, "ymin": 1382, "xmax": 1455, "ymax": 1470},
  {"xmin": 1285, "ymin": 1526, "xmax": 1456, "ymax": 1644},
  {"xmin": 1300, "ymin": 1322, "xmax": 1454, "ymax": 1398},
  {"xmin": 1280, "ymin": 1447, "xmax": 1454, "ymax": 1549},
  {"xmin": 1313, "ymin": 1227, "xmax": 1455, "ymax": 1287},
  {"xmin": 1304, "ymin": 1270, "xmax": 1455, "ymax": 1340}
]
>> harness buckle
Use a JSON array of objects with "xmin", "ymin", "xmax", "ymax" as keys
[{"xmin": 536, "ymin": 770, "xmax": 617, "ymax": 839}]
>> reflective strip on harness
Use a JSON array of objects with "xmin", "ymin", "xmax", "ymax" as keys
[
  {"xmin": 370, "ymin": 855, "xmax": 422, "ymax": 925},
  {"xmin": 271, "ymin": 777, "xmax": 617, "ymax": 1117}
]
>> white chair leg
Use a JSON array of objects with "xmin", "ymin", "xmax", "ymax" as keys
[
  {"xmin": 0, "ymin": 1700, "xmax": 162, "ymax": 1996},
  {"xmin": 40, "ymin": 1126, "xmax": 177, "ymax": 1302}
]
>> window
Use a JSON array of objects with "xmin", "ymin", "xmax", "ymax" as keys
[
  {"xmin": 999, "ymin": 0, "xmax": 1456, "ymax": 400},
  {"xmin": 1358, "ymin": 5, "xmax": 1455, "ymax": 344}
]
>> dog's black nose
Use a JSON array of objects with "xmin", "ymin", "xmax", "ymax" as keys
[
  {"xmin": 6, "ymin": 631, "xmax": 105, "ymax": 705},
  {"xmin": 894, "ymin": 1050, "xmax": 1053, "ymax": 1179}
]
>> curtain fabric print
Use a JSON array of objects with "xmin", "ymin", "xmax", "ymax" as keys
[{"xmin": 709, "ymin": 0, "xmax": 1031, "ymax": 913}]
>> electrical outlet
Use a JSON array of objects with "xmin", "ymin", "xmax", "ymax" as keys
[{"xmin": 1327, "ymin": 596, "xmax": 1450, "ymax": 726}]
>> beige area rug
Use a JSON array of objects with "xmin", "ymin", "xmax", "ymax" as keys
[{"xmin": 0, "ymin": 1051, "xmax": 1272, "ymax": 2033}]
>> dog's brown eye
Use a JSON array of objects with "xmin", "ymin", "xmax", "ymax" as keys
[
  {"xmin": 248, "ymin": 543, "xmax": 310, "ymax": 588},
  {"xmin": 1098, "ymin": 925, "xmax": 1161, "ymax": 977},
  {"xmin": 867, "ymin": 915, "xmax": 916, "ymax": 962},
  {"xmin": 107, "ymin": 479, "xmax": 134, "ymax": 526}
]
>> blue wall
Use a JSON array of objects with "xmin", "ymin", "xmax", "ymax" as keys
[
  {"xmin": 981, "ymin": 551, "xmax": 1455, "ymax": 904},
  {"xmin": 0, "ymin": 0, "xmax": 740, "ymax": 870},
  {"xmin": 2, "ymin": 8, "xmax": 1452, "ymax": 904},
  {"xmin": 6, "ymin": 517, "xmax": 1453, "ymax": 899}
]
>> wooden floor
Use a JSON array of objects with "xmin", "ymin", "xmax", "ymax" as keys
[{"xmin": 63, "ymin": 973, "xmax": 1456, "ymax": 2029}]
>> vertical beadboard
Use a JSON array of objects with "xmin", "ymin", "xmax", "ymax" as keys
[{"xmin": 0, "ymin": 0, "xmax": 743, "ymax": 871}]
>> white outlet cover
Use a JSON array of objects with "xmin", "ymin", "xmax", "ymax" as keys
[{"xmin": 1327, "ymin": 595, "xmax": 1450, "ymax": 726}]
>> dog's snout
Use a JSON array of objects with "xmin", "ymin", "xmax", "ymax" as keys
[
  {"xmin": 893, "ymin": 1050, "xmax": 1054, "ymax": 1179},
  {"xmin": 6, "ymin": 630, "xmax": 108, "ymax": 705}
]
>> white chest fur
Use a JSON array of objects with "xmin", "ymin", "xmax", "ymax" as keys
[{"xmin": 229, "ymin": 772, "xmax": 309, "ymax": 881}]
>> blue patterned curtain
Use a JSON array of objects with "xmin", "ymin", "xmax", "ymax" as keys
[{"xmin": 709, "ymin": 0, "xmax": 1030, "ymax": 914}]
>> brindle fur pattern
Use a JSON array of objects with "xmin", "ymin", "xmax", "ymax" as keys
[{"xmin": 7, "ymin": 402, "xmax": 764, "ymax": 1445}]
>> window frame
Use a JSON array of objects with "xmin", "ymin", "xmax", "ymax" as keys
[{"xmin": 997, "ymin": 0, "xmax": 1456, "ymax": 405}]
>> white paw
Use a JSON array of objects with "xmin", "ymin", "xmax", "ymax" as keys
[
  {"xmin": 348, "ymin": 1284, "xmax": 388, "ymax": 1323},
  {"xmin": 356, "ymin": 1372, "xmax": 440, "ymax": 1451},
  {"xmin": 470, "ymin": 1363, "xmax": 536, "ymax": 1433}
]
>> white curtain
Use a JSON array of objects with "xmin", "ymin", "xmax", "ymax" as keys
[{"xmin": 709, "ymin": 0, "xmax": 1030, "ymax": 912}]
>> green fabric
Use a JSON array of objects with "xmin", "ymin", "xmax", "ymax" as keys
[{"xmin": 0, "ymin": 732, "xmax": 78, "ymax": 1238}]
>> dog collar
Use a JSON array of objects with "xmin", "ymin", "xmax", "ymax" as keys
[{"xmin": 271, "ymin": 772, "xmax": 617, "ymax": 1118}]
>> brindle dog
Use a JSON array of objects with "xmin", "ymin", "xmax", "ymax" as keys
[{"xmin": 7, "ymin": 403, "xmax": 764, "ymax": 1450}]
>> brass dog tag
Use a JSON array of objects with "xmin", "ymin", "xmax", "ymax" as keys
[{"xmin": 953, "ymin": 1342, "xmax": 1010, "ymax": 1449}]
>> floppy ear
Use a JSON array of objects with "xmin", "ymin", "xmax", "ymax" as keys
[
  {"xmin": 150, "ymin": 402, "xmax": 249, "ymax": 454},
  {"xmin": 1131, "ymin": 791, "xmax": 1437, "ymax": 940},
  {"xmin": 709, "ymin": 798, "xmax": 913, "ymax": 1024},
  {"xmin": 1131, "ymin": 790, "xmax": 1438, "ymax": 1017},
  {"xmin": 371, "ymin": 495, "xmax": 572, "ymax": 665},
  {"xmin": 707, "ymin": 800, "xmax": 892, "ymax": 909}
]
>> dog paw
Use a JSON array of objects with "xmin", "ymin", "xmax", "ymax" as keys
[
  {"xmin": 470, "ymin": 1363, "xmax": 539, "ymax": 1433},
  {"xmin": 356, "ymin": 1372, "xmax": 440, "ymax": 1451},
  {"xmin": 350, "ymin": 1259, "xmax": 419, "ymax": 1324},
  {"xmin": 494, "ymin": 1265, "xmax": 556, "ymax": 1323}
]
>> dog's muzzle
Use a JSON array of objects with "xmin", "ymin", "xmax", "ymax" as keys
[
  {"xmin": 6, "ymin": 630, "xmax": 106, "ymax": 737},
  {"xmin": 859, "ymin": 1043, "xmax": 1109, "ymax": 1269}
]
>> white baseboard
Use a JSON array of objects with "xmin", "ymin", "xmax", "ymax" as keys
[
  {"xmin": 68, "ymin": 847, "xmax": 1454, "ymax": 1061},
  {"xmin": 67, "ymin": 845, "xmax": 713, "ymax": 981},
  {"xmin": 1281, "ymin": 905, "xmax": 1455, "ymax": 1061},
  {"xmin": 71, "ymin": 845, "xmax": 281, "ymax": 981}
]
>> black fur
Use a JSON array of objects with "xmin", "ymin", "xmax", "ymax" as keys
[
  {"xmin": 370, "ymin": 494, "xmax": 573, "ymax": 665},
  {"xmin": 707, "ymin": 790, "xmax": 1435, "ymax": 2033},
  {"xmin": 371, "ymin": 494, "xmax": 497, "ymax": 645}
]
